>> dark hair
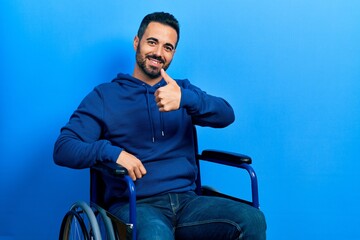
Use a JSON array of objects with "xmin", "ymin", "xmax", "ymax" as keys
[{"xmin": 137, "ymin": 12, "xmax": 180, "ymax": 47}]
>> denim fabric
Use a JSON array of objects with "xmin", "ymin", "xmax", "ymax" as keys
[{"xmin": 109, "ymin": 191, "xmax": 266, "ymax": 240}]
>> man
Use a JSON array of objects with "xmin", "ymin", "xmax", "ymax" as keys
[{"xmin": 54, "ymin": 12, "xmax": 266, "ymax": 239}]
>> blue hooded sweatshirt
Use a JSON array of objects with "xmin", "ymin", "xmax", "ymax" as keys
[{"xmin": 53, "ymin": 73, "xmax": 234, "ymax": 208}]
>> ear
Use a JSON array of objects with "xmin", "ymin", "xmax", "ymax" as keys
[{"xmin": 133, "ymin": 36, "xmax": 139, "ymax": 51}]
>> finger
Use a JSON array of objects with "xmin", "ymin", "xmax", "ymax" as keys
[
  {"xmin": 128, "ymin": 171, "xmax": 137, "ymax": 181},
  {"xmin": 140, "ymin": 164, "xmax": 147, "ymax": 175},
  {"xmin": 134, "ymin": 168, "xmax": 143, "ymax": 179},
  {"xmin": 161, "ymin": 69, "xmax": 175, "ymax": 84},
  {"xmin": 154, "ymin": 93, "xmax": 161, "ymax": 103}
]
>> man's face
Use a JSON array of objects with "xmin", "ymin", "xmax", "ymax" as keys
[{"xmin": 134, "ymin": 22, "xmax": 177, "ymax": 79}]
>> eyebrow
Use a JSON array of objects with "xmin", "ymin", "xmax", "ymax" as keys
[{"xmin": 146, "ymin": 37, "xmax": 175, "ymax": 50}]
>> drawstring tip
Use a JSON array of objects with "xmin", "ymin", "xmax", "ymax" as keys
[
  {"xmin": 152, "ymin": 137, "xmax": 155, "ymax": 143},
  {"xmin": 161, "ymin": 131, "xmax": 165, "ymax": 136}
]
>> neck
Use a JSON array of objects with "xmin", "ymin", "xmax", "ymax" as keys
[{"xmin": 132, "ymin": 67, "xmax": 162, "ymax": 86}]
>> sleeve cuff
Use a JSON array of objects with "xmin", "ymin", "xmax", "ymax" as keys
[
  {"xmin": 180, "ymin": 88, "xmax": 199, "ymax": 111},
  {"xmin": 100, "ymin": 141, "xmax": 122, "ymax": 162}
]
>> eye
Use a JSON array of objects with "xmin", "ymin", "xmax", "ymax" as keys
[
  {"xmin": 164, "ymin": 45, "xmax": 174, "ymax": 52},
  {"xmin": 147, "ymin": 40, "xmax": 157, "ymax": 46}
]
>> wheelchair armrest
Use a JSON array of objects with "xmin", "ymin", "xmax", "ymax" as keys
[
  {"xmin": 199, "ymin": 150, "xmax": 252, "ymax": 165},
  {"xmin": 91, "ymin": 161, "xmax": 128, "ymax": 176},
  {"xmin": 198, "ymin": 150, "xmax": 259, "ymax": 208}
]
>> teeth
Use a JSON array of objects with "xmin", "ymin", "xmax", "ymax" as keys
[
  {"xmin": 148, "ymin": 57, "xmax": 162, "ymax": 64},
  {"xmin": 150, "ymin": 59, "xmax": 161, "ymax": 65}
]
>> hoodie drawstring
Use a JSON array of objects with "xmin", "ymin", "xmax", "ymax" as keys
[
  {"xmin": 144, "ymin": 85, "xmax": 156, "ymax": 142},
  {"xmin": 160, "ymin": 112, "xmax": 165, "ymax": 137},
  {"xmin": 143, "ymin": 84, "xmax": 165, "ymax": 142}
]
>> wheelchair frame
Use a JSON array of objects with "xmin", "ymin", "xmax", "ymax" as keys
[{"xmin": 58, "ymin": 128, "xmax": 260, "ymax": 240}]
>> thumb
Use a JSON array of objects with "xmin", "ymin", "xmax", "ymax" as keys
[{"xmin": 161, "ymin": 69, "xmax": 175, "ymax": 85}]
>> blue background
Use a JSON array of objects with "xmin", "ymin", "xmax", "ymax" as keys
[{"xmin": 1, "ymin": 1, "xmax": 359, "ymax": 239}]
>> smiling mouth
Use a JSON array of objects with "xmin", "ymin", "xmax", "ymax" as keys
[
  {"xmin": 150, "ymin": 59, "xmax": 162, "ymax": 65},
  {"xmin": 147, "ymin": 56, "xmax": 164, "ymax": 66}
]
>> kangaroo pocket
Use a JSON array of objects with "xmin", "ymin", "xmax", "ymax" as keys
[{"xmin": 135, "ymin": 157, "xmax": 197, "ymax": 198}]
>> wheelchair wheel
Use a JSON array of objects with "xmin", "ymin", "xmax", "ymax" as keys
[
  {"xmin": 59, "ymin": 201, "xmax": 101, "ymax": 240},
  {"xmin": 91, "ymin": 203, "xmax": 116, "ymax": 240}
]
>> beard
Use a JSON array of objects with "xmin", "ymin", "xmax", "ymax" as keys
[{"xmin": 135, "ymin": 46, "xmax": 171, "ymax": 79}]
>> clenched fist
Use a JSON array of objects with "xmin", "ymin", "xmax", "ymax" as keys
[{"xmin": 154, "ymin": 69, "xmax": 181, "ymax": 112}]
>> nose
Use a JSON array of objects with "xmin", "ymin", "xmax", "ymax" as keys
[{"xmin": 154, "ymin": 45, "xmax": 163, "ymax": 56}]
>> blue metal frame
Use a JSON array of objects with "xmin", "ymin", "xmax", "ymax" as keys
[
  {"xmin": 197, "ymin": 153, "xmax": 260, "ymax": 209},
  {"xmin": 124, "ymin": 175, "xmax": 137, "ymax": 240},
  {"xmin": 238, "ymin": 163, "xmax": 259, "ymax": 208}
]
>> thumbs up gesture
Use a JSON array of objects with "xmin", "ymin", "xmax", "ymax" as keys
[{"xmin": 154, "ymin": 69, "xmax": 181, "ymax": 112}]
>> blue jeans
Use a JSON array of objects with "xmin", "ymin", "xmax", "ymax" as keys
[{"xmin": 109, "ymin": 191, "xmax": 266, "ymax": 240}]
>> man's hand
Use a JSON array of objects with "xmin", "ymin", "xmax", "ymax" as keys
[
  {"xmin": 116, "ymin": 150, "xmax": 147, "ymax": 181},
  {"xmin": 154, "ymin": 69, "xmax": 181, "ymax": 112}
]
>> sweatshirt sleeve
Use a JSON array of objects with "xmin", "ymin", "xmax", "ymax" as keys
[
  {"xmin": 179, "ymin": 80, "xmax": 235, "ymax": 128},
  {"xmin": 53, "ymin": 87, "xmax": 122, "ymax": 169}
]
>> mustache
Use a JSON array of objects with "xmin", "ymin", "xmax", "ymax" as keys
[{"xmin": 146, "ymin": 54, "xmax": 165, "ymax": 63}]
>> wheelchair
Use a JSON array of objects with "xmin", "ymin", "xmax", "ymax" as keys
[{"xmin": 58, "ymin": 128, "xmax": 260, "ymax": 240}]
